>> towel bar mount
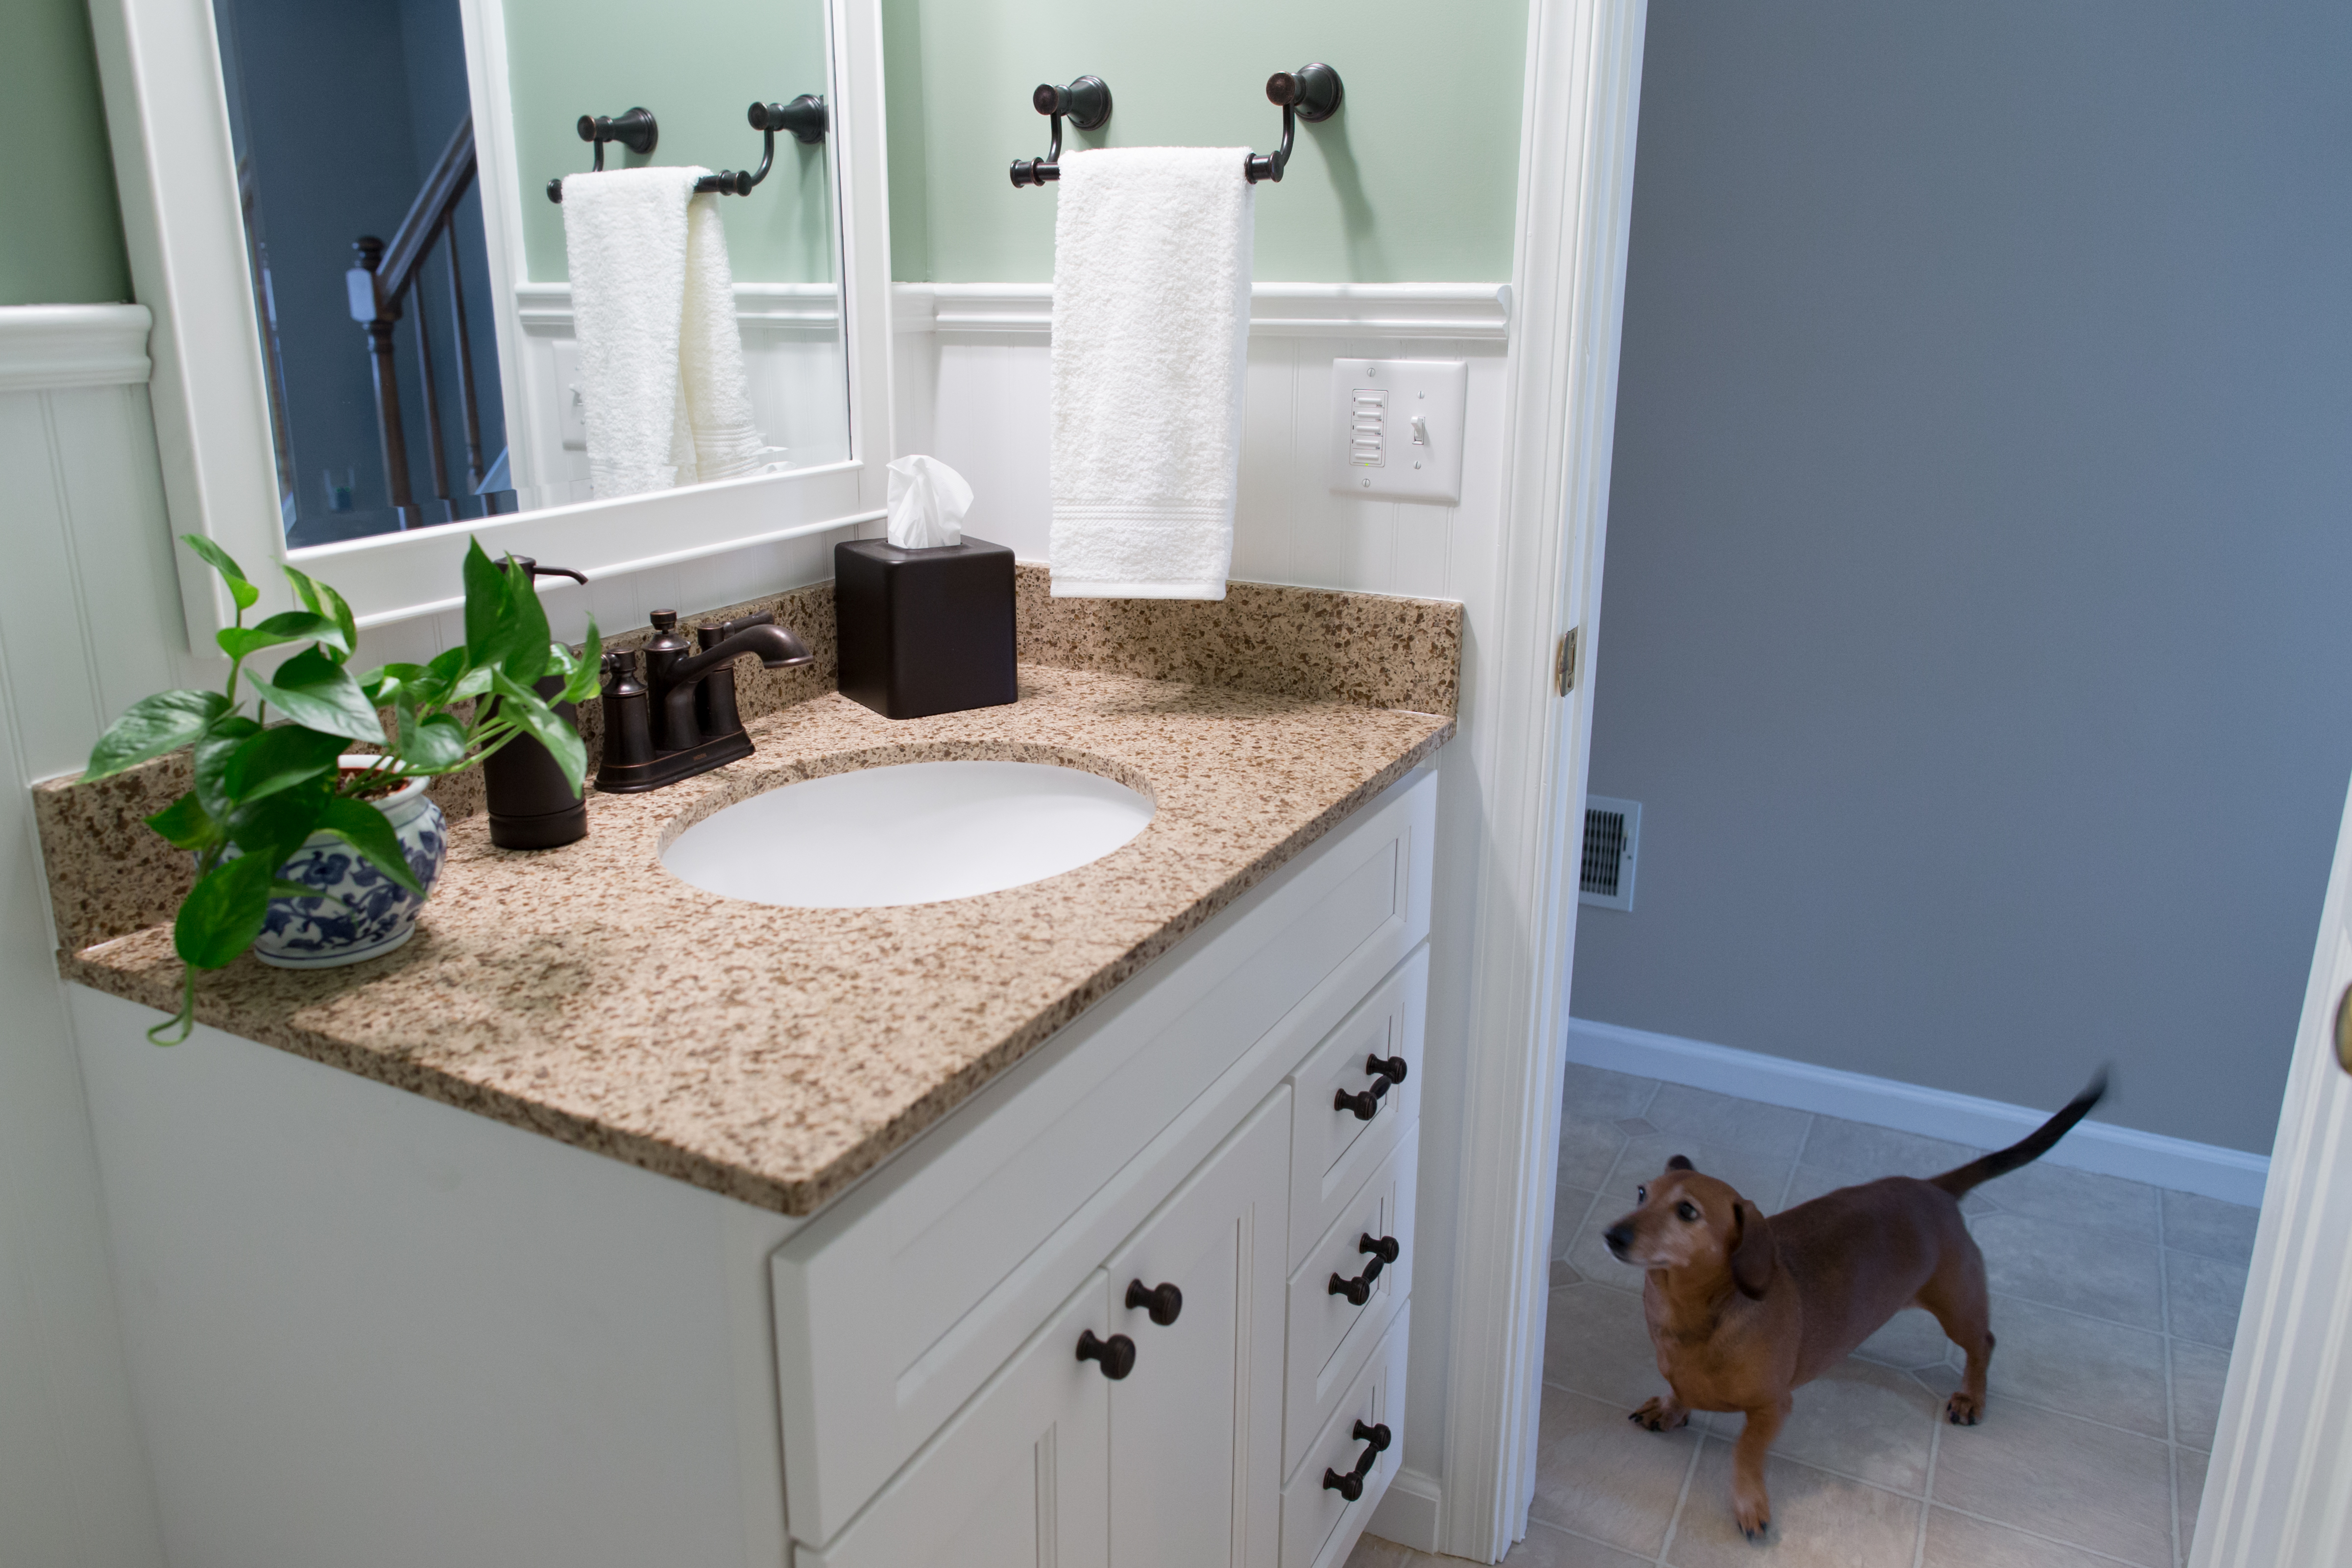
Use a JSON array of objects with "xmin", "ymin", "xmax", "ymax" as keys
[
  {"xmin": 546, "ymin": 96, "xmax": 826, "ymax": 204},
  {"xmin": 1006, "ymin": 64, "xmax": 1342, "ymax": 190}
]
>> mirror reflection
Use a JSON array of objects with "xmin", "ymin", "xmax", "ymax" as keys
[{"xmin": 213, "ymin": 0, "xmax": 849, "ymax": 550}]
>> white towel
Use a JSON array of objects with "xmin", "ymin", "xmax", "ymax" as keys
[
  {"xmin": 1048, "ymin": 147, "xmax": 1254, "ymax": 599},
  {"xmin": 560, "ymin": 168, "xmax": 766, "ymax": 499}
]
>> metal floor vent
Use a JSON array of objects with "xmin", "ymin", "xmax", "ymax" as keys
[{"xmin": 1580, "ymin": 796, "xmax": 1640, "ymax": 912}]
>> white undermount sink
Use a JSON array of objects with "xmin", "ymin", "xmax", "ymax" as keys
[{"xmin": 659, "ymin": 760, "xmax": 1156, "ymax": 908}]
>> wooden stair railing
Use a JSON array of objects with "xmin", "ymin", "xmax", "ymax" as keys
[{"xmin": 347, "ymin": 114, "xmax": 485, "ymax": 521}]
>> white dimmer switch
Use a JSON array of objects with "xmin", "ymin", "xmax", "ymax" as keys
[{"xmin": 1330, "ymin": 358, "xmax": 1467, "ymax": 504}]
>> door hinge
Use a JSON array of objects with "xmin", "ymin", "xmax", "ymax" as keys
[{"xmin": 1555, "ymin": 627, "xmax": 1579, "ymax": 695}]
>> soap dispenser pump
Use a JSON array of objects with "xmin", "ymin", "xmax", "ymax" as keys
[{"xmin": 480, "ymin": 557, "xmax": 591, "ymax": 849}]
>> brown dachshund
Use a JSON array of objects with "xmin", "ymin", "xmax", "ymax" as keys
[{"xmin": 1600, "ymin": 1072, "xmax": 2107, "ymax": 1540}]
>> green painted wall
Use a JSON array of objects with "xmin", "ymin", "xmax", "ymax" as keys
[
  {"xmin": 507, "ymin": 0, "xmax": 836, "ymax": 284},
  {"xmin": 881, "ymin": 0, "xmax": 1527, "ymax": 283},
  {"xmin": 1, "ymin": 0, "xmax": 130, "ymax": 305}
]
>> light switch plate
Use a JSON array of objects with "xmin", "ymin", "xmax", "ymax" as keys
[
  {"xmin": 553, "ymin": 339, "xmax": 587, "ymax": 451},
  {"xmin": 1329, "ymin": 358, "xmax": 1468, "ymax": 504}
]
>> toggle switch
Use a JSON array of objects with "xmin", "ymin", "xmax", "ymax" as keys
[{"xmin": 1329, "ymin": 358, "xmax": 1467, "ymax": 504}]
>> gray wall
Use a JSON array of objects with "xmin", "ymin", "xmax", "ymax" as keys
[{"xmin": 1573, "ymin": 0, "xmax": 2352, "ymax": 1155}]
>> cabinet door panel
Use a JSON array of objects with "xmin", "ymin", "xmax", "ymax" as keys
[
  {"xmin": 1105, "ymin": 1090, "xmax": 1290, "ymax": 1568},
  {"xmin": 802, "ymin": 1275, "xmax": 1110, "ymax": 1568}
]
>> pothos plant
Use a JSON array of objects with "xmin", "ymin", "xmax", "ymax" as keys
[{"xmin": 83, "ymin": 534, "xmax": 602, "ymax": 1043}]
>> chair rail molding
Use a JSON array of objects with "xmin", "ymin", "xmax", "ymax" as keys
[
  {"xmin": 0, "ymin": 305, "xmax": 155, "ymax": 393},
  {"xmin": 1421, "ymin": 0, "xmax": 1648, "ymax": 1559},
  {"xmin": 892, "ymin": 281, "xmax": 1513, "ymax": 340}
]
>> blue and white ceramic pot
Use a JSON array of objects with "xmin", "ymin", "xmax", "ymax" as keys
[{"xmin": 249, "ymin": 758, "xmax": 449, "ymax": 969}]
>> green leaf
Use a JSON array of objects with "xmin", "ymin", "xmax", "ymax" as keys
[
  {"xmin": 85, "ymin": 690, "xmax": 231, "ymax": 781},
  {"xmin": 269, "ymin": 878, "xmax": 325, "ymax": 899},
  {"xmin": 558, "ymin": 617, "xmax": 605, "ymax": 706},
  {"xmin": 223, "ymin": 724, "xmax": 346, "ymax": 804},
  {"xmin": 244, "ymin": 648, "xmax": 386, "ymax": 744},
  {"xmin": 488, "ymin": 669, "xmax": 586, "ymax": 794},
  {"xmin": 395, "ymin": 707, "xmax": 467, "ymax": 771},
  {"xmin": 228, "ymin": 786, "xmax": 330, "ymax": 870},
  {"xmin": 182, "ymin": 534, "xmax": 258, "ymax": 613},
  {"xmin": 498, "ymin": 557, "xmax": 552, "ymax": 685},
  {"xmin": 173, "ymin": 853, "xmax": 275, "ymax": 969},
  {"xmin": 218, "ymin": 611, "xmax": 347, "ymax": 663},
  {"xmin": 316, "ymin": 795, "xmax": 425, "ymax": 899},
  {"xmin": 461, "ymin": 539, "xmax": 511, "ymax": 670},
  {"xmin": 284, "ymin": 567, "xmax": 358, "ymax": 664},
  {"xmin": 145, "ymin": 792, "xmax": 220, "ymax": 851},
  {"xmin": 191, "ymin": 714, "xmax": 262, "ymax": 819},
  {"xmin": 359, "ymin": 662, "xmax": 420, "ymax": 706}
]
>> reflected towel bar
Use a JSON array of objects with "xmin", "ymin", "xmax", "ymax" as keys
[{"xmin": 547, "ymin": 96, "xmax": 827, "ymax": 204}]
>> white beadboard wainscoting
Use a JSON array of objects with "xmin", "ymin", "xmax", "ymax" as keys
[
  {"xmin": 891, "ymin": 281, "xmax": 1513, "ymax": 603},
  {"xmin": 0, "ymin": 303, "xmax": 173, "ymax": 1565}
]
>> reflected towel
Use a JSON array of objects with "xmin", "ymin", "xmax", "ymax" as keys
[
  {"xmin": 1048, "ymin": 146, "xmax": 1254, "ymax": 599},
  {"xmin": 561, "ymin": 167, "xmax": 765, "ymax": 498}
]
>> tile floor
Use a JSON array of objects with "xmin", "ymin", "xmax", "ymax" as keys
[{"xmin": 1349, "ymin": 1065, "xmax": 2260, "ymax": 1568}]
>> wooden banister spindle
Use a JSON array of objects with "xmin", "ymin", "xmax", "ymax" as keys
[
  {"xmin": 350, "ymin": 236, "xmax": 413, "ymax": 511},
  {"xmin": 444, "ymin": 215, "xmax": 485, "ymax": 494},
  {"xmin": 412, "ymin": 275, "xmax": 451, "ymax": 506}
]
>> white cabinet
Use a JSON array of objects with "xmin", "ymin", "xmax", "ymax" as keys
[
  {"xmin": 800, "ymin": 1276, "xmax": 1111, "ymax": 1568},
  {"xmin": 1106, "ymin": 1092, "xmax": 1289, "ymax": 1568},
  {"xmin": 779, "ymin": 770, "xmax": 1441, "ymax": 1567},
  {"xmin": 805, "ymin": 1091, "xmax": 1290, "ymax": 1568}
]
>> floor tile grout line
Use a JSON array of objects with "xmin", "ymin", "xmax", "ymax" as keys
[
  {"xmin": 1926, "ymin": 1496, "xmax": 2174, "ymax": 1568},
  {"xmin": 1912, "ymin": 1408, "xmax": 1943, "ymax": 1568},
  {"xmin": 1653, "ymin": 1429, "xmax": 1704, "ymax": 1567}
]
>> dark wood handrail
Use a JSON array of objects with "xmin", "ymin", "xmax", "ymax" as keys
[
  {"xmin": 349, "ymin": 115, "xmax": 485, "ymax": 521},
  {"xmin": 382, "ymin": 116, "xmax": 477, "ymax": 303}
]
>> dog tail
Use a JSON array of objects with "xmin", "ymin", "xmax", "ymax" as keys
[{"xmin": 1928, "ymin": 1068, "xmax": 2109, "ymax": 1200}]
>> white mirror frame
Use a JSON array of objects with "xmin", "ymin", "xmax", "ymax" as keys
[{"xmin": 86, "ymin": 0, "xmax": 894, "ymax": 641}]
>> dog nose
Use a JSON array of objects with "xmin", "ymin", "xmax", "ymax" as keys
[{"xmin": 1603, "ymin": 1223, "xmax": 1634, "ymax": 1258}]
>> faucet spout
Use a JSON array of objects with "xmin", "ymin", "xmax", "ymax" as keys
[{"xmin": 665, "ymin": 622, "xmax": 814, "ymax": 686}]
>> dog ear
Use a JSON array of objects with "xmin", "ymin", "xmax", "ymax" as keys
[
  {"xmin": 1666, "ymin": 1154, "xmax": 1694, "ymax": 1171},
  {"xmin": 1729, "ymin": 1201, "xmax": 1777, "ymax": 1299}
]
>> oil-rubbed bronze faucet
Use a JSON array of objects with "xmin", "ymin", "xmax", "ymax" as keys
[{"xmin": 595, "ymin": 609, "xmax": 813, "ymax": 792}]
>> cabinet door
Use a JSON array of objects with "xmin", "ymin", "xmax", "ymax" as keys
[
  {"xmin": 1103, "ymin": 1089, "xmax": 1291, "ymax": 1568},
  {"xmin": 801, "ymin": 1275, "xmax": 1111, "ymax": 1568}
]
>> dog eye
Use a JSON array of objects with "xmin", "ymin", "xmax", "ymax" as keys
[
  {"xmin": 1675, "ymin": 1202, "xmax": 1699, "ymax": 1222},
  {"xmin": 1636, "ymin": 1185, "xmax": 1648, "ymax": 1203}
]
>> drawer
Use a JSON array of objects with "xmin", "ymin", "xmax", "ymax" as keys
[
  {"xmin": 1280, "ymin": 1302, "xmax": 1410, "ymax": 1568},
  {"xmin": 1287, "ymin": 945, "xmax": 1427, "ymax": 1267},
  {"xmin": 1284, "ymin": 1132, "xmax": 1417, "ymax": 1477},
  {"xmin": 775, "ymin": 771, "xmax": 1437, "ymax": 1547}
]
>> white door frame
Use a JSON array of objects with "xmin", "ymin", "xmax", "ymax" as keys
[
  {"xmin": 1425, "ymin": 0, "xmax": 1648, "ymax": 1558},
  {"xmin": 2192, "ymin": 768, "xmax": 2352, "ymax": 1566}
]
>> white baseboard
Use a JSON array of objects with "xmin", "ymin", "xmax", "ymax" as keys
[
  {"xmin": 1364, "ymin": 1465, "xmax": 1442, "ymax": 1554},
  {"xmin": 1564, "ymin": 1017, "xmax": 2270, "ymax": 1207}
]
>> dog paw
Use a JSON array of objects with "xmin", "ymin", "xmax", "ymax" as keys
[
  {"xmin": 1628, "ymin": 1398, "xmax": 1688, "ymax": 1432},
  {"xmin": 1945, "ymin": 1392, "xmax": 1984, "ymax": 1425},
  {"xmin": 1734, "ymin": 1497, "xmax": 1772, "ymax": 1541}
]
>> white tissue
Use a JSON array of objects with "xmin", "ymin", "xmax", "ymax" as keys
[{"xmin": 886, "ymin": 456, "xmax": 972, "ymax": 549}]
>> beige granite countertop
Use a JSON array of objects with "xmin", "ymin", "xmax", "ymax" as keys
[{"xmin": 54, "ymin": 664, "xmax": 1452, "ymax": 1214}]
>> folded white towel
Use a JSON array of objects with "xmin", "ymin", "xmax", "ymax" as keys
[
  {"xmin": 560, "ymin": 168, "xmax": 766, "ymax": 499},
  {"xmin": 1048, "ymin": 146, "xmax": 1254, "ymax": 599}
]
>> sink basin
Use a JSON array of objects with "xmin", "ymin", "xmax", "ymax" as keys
[{"xmin": 660, "ymin": 760, "xmax": 1156, "ymax": 908}]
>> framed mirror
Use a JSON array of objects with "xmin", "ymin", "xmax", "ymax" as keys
[{"xmin": 89, "ymin": 0, "xmax": 893, "ymax": 638}]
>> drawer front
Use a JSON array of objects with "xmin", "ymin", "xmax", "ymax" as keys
[
  {"xmin": 1280, "ymin": 1302, "xmax": 1410, "ymax": 1568},
  {"xmin": 776, "ymin": 772, "xmax": 1437, "ymax": 1547},
  {"xmin": 1287, "ymin": 946, "xmax": 1427, "ymax": 1268},
  {"xmin": 1284, "ymin": 1133, "xmax": 1417, "ymax": 1477}
]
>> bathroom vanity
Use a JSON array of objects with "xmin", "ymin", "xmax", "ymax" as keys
[{"xmin": 42, "ymin": 584, "xmax": 1456, "ymax": 1568}]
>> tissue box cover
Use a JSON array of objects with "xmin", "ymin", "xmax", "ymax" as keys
[{"xmin": 834, "ymin": 536, "xmax": 1018, "ymax": 720}]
